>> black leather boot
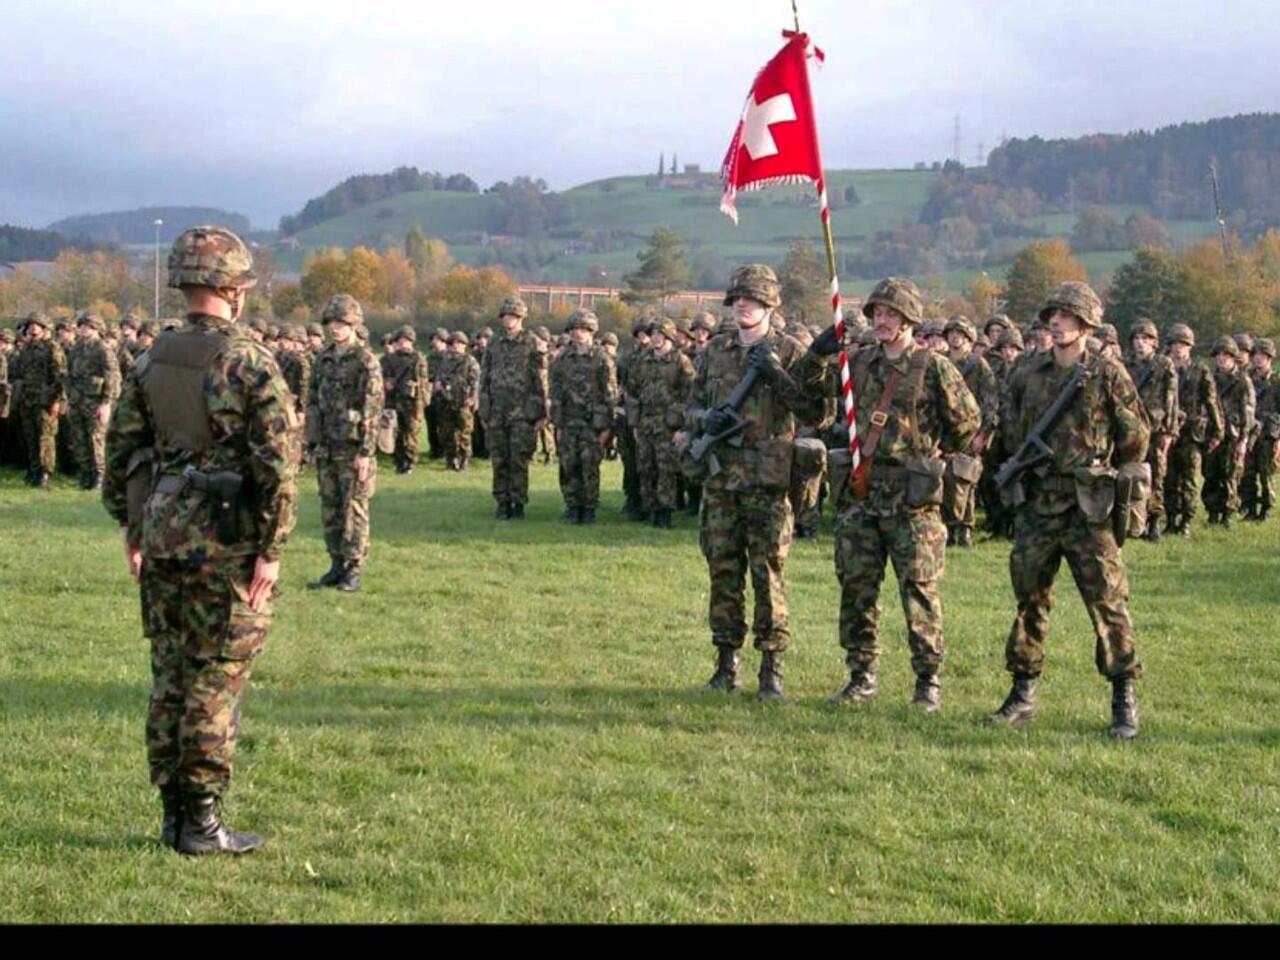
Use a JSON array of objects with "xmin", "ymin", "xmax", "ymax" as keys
[
  {"xmin": 911, "ymin": 674, "xmax": 942, "ymax": 713},
  {"xmin": 580, "ymin": 507, "xmax": 596, "ymax": 525},
  {"xmin": 336, "ymin": 562, "xmax": 361, "ymax": 593},
  {"xmin": 510, "ymin": 502, "xmax": 525, "ymax": 520},
  {"xmin": 308, "ymin": 558, "xmax": 343, "ymax": 589},
  {"xmin": 990, "ymin": 674, "xmax": 1038, "ymax": 724},
  {"xmin": 1144, "ymin": 516, "xmax": 1162, "ymax": 541},
  {"xmin": 1108, "ymin": 678, "xmax": 1139, "ymax": 740},
  {"xmin": 829, "ymin": 668, "xmax": 878, "ymax": 705},
  {"xmin": 496, "ymin": 502, "xmax": 511, "ymax": 520},
  {"xmin": 176, "ymin": 793, "xmax": 263, "ymax": 856},
  {"xmin": 757, "ymin": 651, "xmax": 784, "ymax": 702},
  {"xmin": 1222, "ymin": 513, "xmax": 1233, "ymax": 530},
  {"xmin": 1163, "ymin": 515, "xmax": 1178, "ymax": 536},
  {"xmin": 703, "ymin": 646, "xmax": 742, "ymax": 693},
  {"xmin": 36, "ymin": 472, "xmax": 50, "ymax": 489},
  {"xmin": 159, "ymin": 783, "xmax": 182, "ymax": 849},
  {"xmin": 956, "ymin": 526, "xmax": 973, "ymax": 548},
  {"xmin": 561, "ymin": 507, "xmax": 580, "ymax": 524}
]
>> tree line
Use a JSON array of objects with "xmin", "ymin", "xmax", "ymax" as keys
[{"xmin": 280, "ymin": 167, "xmax": 480, "ymax": 235}]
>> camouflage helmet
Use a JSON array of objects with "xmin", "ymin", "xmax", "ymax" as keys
[
  {"xmin": 651, "ymin": 318, "xmax": 678, "ymax": 341},
  {"xmin": 565, "ymin": 308, "xmax": 599, "ymax": 333},
  {"xmin": 944, "ymin": 315, "xmax": 977, "ymax": 343},
  {"xmin": 1039, "ymin": 281, "xmax": 1103, "ymax": 328},
  {"xmin": 498, "ymin": 295, "xmax": 528, "ymax": 320},
  {"xmin": 119, "ymin": 315, "xmax": 140, "ymax": 332},
  {"xmin": 534, "ymin": 325, "xmax": 551, "ymax": 342},
  {"xmin": 266, "ymin": 324, "xmax": 283, "ymax": 340},
  {"xmin": 432, "ymin": 327, "xmax": 450, "ymax": 343},
  {"xmin": 723, "ymin": 264, "xmax": 782, "ymax": 308},
  {"xmin": 1129, "ymin": 318, "xmax": 1159, "ymax": 341},
  {"xmin": 975, "ymin": 333, "xmax": 990, "ymax": 350},
  {"xmin": 690, "ymin": 311, "xmax": 717, "ymax": 334},
  {"xmin": 1098, "ymin": 323, "xmax": 1120, "ymax": 346},
  {"xmin": 54, "ymin": 319, "xmax": 74, "ymax": 334},
  {"xmin": 449, "ymin": 330, "xmax": 470, "ymax": 346},
  {"xmin": 630, "ymin": 317, "xmax": 651, "ymax": 337},
  {"xmin": 306, "ymin": 322, "xmax": 324, "ymax": 339},
  {"xmin": 861, "ymin": 277, "xmax": 925, "ymax": 326},
  {"xmin": 139, "ymin": 320, "xmax": 161, "ymax": 337},
  {"xmin": 393, "ymin": 323, "xmax": 417, "ymax": 344},
  {"xmin": 23, "ymin": 311, "xmax": 50, "ymax": 332},
  {"xmin": 1212, "ymin": 336, "xmax": 1239, "ymax": 358},
  {"xmin": 76, "ymin": 311, "xmax": 105, "ymax": 333},
  {"xmin": 997, "ymin": 327, "xmax": 1025, "ymax": 350},
  {"xmin": 983, "ymin": 313, "xmax": 1012, "ymax": 337},
  {"xmin": 287, "ymin": 324, "xmax": 308, "ymax": 342},
  {"xmin": 1252, "ymin": 337, "xmax": 1277, "ymax": 359},
  {"xmin": 1233, "ymin": 332, "xmax": 1254, "ymax": 354},
  {"xmin": 477, "ymin": 326, "xmax": 494, "ymax": 340},
  {"xmin": 0, "ymin": 328, "xmax": 13, "ymax": 345},
  {"xmin": 1165, "ymin": 323, "xmax": 1195, "ymax": 347},
  {"xmin": 248, "ymin": 317, "xmax": 269, "ymax": 336},
  {"xmin": 321, "ymin": 294, "xmax": 363, "ymax": 325},
  {"xmin": 166, "ymin": 225, "xmax": 257, "ymax": 291},
  {"xmin": 601, "ymin": 332, "xmax": 619, "ymax": 347}
]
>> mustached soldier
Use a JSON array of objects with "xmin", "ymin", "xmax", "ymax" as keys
[{"xmin": 103, "ymin": 225, "xmax": 298, "ymax": 855}]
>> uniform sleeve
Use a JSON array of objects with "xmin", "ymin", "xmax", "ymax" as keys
[
  {"xmin": 1106, "ymin": 361, "xmax": 1150, "ymax": 467},
  {"xmin": 934, "ymin": 355, "xmax": 981, "ymax": 455},
  {"xmin": 102, "ymin": 363, "xmax": 154, "ymax": 537},
  {"xmin": 358, "ymin": 350, "xmax": 384, "ymax": 458},
  {"xmin": 548, "ymin": 356, "xmax": 564, "ymax": 426},
  {"xmin": 596, "ymin": 354, "xmax": 618, "ymax": 431},
  {"xmin": 529, "ymin": 342, "xmax": 550, "ymax": 422},
  {"xmin": 1158, "ymin": 361, "xmax": 1179, "ymax": 435},
  {"xmin": 1203, "ymin": 368, "xmax": 1224, "ymax": 443},
  {"xmin": 103, "ymin": 343, "xmax": 122, "ymax": 403},
  {"xmin": 477, "ymin": 346, "xmax": 491, "ymax": 421},
  {"xmin": 47, "ymin": 343, "xmax": 67, "ymax": 407},
  {"xmin": 976, "ymin": 360, "xmax": 1000, "ymax": 435},
  {"xmin": 417, "ymin": 353, "xmax": 430, "ymax": 407},
  {"xmin": 1241, "ymin": 374, "xmax": 1257, "ymax": 439}
]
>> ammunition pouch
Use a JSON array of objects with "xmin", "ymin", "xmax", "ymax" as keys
[
  {"xmin": 792, "ymin": 438, "xmax": 827, "ymax": 477},
  {"xmin": 943, "ymin": 452, "xmax": 983, "ymax": 520},
  {"xmin": 757, "ymin": 437, "xmax": 795, "ymax": 492},
  {"xmin": 1073, "ymin": 463, "xmax": 1118, "ymax": 526},
  {"xmin": 904, "ymin": 455, "xmax": 947, "ymax": 508},
  {"xmin": 376, "ymin": 409, "xmax": 397, "ymax": 455},
  {"xmin": 182, "ymin": 466, "xmax": 245, "ymax": 545},
  {"xmin": 1112, "ymin": 462, "xmax": 1151, "ymax": 547}
]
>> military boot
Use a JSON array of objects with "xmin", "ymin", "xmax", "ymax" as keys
[
  {"xmin": 756, "ymin": 651, "xmax": 784, "ymax": 702},
  {"xmin": 510, "ymin": 502, "xmax": 525, "ymax": 520},
  {"xmin": 946, "ymin": 525, "xmax": 956, "ymax": 547},
  {"xmin": 911, "ymin": 674, "xmax": 942, "ymax": 713},
  {"xmin": 458, "ymin": 455, "xmax": 468, "ymax": 472},
  {"xmin": 336, "ymin": 562, "xmax": 361, "ymax": 593},
  {"xmin": 88, "ymin": 470, "xmax": 102, "ymax": 491},
  {"xmin": 580, "ymin": 507, "xmax": 596, "ymax": 525},
  {"xmin": 1222, "ymin": 513, "xmax": 1233, "ymax": 530},
  {"xmin": 495, "ymin": 501, "xmax": 511, "ymax": 520},
  {"xmin": 1107, "ymin": 678, "xmax": 1139, "ymax": 740},
  {"xmin": 956, "ymin": 526, "xmax": 973, "ymax": 548},
  {"xmin": 1257, "ymin": 506, "xmax": 1271, "ymax": 523},
  {"xmin": 989, "ymin": 674, "xmax": 1038, "ymax": 725},
  {"xmin": 159, "ymin": 783, "xmax": 182, "ymax": 850},
  {"xmin": 36, "ymin": 472, "xmax": 50, "ymax": 489},
  {"xmin": 307, "ymin": 558, "xmax": 343, "ymax": 589},
  {"xmin": 561, "ymin": 507, "xmax": 580, "ymax": 524},
  {"xmin": 1163, "ymin": 515, "xmax": 1178, "ymax": 536},
  {"xmin": 703, "ymin": 646, "xmax": 742, "ymax": 693},
  {"xmin": 176, "ymin": 793, "xmax": 263, "ymax": 856},
  {"xmin": 829, "ymin": 668, "xmax": 878, "ymax": 705}
]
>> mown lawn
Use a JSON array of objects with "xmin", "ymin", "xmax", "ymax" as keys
[{"xmin": 1, "ymin": 459, "xmax": 1277, "ymax": 922}]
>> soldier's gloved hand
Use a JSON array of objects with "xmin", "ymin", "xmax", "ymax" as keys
[
  {"xmin": 748, "ymin": 342, "xmax": 785, "ymax": 382},
  {"xmin": 810, "ymin": 324, "xmax": 842, "ymax": 357},
  {"xmin": 703, "ymin": 406, "xmax": 735, "ymax": 437}
]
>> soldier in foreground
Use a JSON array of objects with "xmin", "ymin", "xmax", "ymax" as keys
[
  {"xmin": 102, "ymin": 225, "xmax": 297, "ymax": 855},
  {"xmin": 549, "ymin": 308, "xmax": 616, "ymax": 524},
  {"xmin": 990, "ymin": 282, "xmax": 1149, "ymax": 740},
  {"xmin": 798, "ymin": 279, "xmax": 979, "ymax": 712},
  {"xmin": 307, "ymin": 295, "xmax": 383, "ymax": 592},
  {"xmin": 479, "ymin": 296, "xmax": 549, "ymax": 519},
  {"xmin": 687, "ymin": 265, "xmax": 806, "ymax": 700}
]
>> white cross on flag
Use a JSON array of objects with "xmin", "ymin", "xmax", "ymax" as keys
[{"xmin": 719, "ymin": 31, "xmax": 825, "ymax": 224}]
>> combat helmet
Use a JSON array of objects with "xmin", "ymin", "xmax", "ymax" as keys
[
  {"xmin": 498, "ymin": 295, "xmax": 528, "ymax": 320},
  {"xmin": 1253, "ymin": 337, "xmax": 1277, "ymax": 360},
  {"xmin": 477, "ymin": 326, "xmax": 494, "ymax": 341},
  {"xmin": 1098, "ymin": 323, "xmax": 1120, "ymax": 346},
  {"xmin": 393, "ymin": 323, "xmax": 417, "ymax": 344},
  {"xmin": 944, "ymin": 315, "xmax": 977, "ymax": 343},
  {"xmin": 321, "ymin": 294, "xmax": 363, "ymax": 325},
  {"xmin": 1212, "ymin": 336, "xmax": 1239, "ymax": 358},
  {"xmin": 861, "ymin": 277, "xmax": 925, "ymax": 326},
  {"xmin": 601, "ymin": 332, "xmax": 619, "ymax": 348},
  {"xmin": 996, "ymin": 327, "xmax": 1025, "ymax": 350},
  {"xmin": 76, "ymin": 311, "xmax": 105, "ymax": 333},
  {"xmin": 306, "ymin": 322, "xmax": 324, "ymax": 339},
  {"xmin": 1039, "ymin": 281, "xmax": 1103, "ymax": 328},
  {"xmin": 631, "ymin": 317, "xmax": 652, "ymax": 338},
  {"xmin": 1129, "ymin": 318, "xmax": 1159, "ymax": 341},
  {"xmin": 652, "ymin": 318, "xmax": 679, "ymax": 341},
  {"xmin": 167, "ymin": 225, "xmax": 257, "ymax": 291},
  {"xmin": 565, "ymin": 308, "xmax": 599, "ymax": 333},
  {"xmin": 1165, "ymin": 323, "xmax": 1195, "ymax": 347},
  {"xmin": 449, "ymin": 330, "xmax": 470, "ymax": 346},
  {"xmin": 690, "ymin": 311, "xmax": 717, "ymax": 334},
  {"xmin": 983, "ymin": 313, "xmax": 1012, "ymax": 338},
  {"xmin": 534, "ymin": 325, "xmax": 551, "ymax": 342},
  {"xmin": 1233, "ymin": 333, "xmax": 1254, "ymax": 355},
  {"xmin": 723, "ymin": 264, "xmax": 782, "ymax": 308}
]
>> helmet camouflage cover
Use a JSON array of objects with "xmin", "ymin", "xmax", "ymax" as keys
[
  {"xmin": 1233, "ymin": 332, "xmax": 1255, "ymax": 353},
  {"xmin": 394, "ymin": 323, "xmax": 417, "ymax": 344},
  {"xmin": 321, "ymin": 294, "xmax": 363, "ymax": 325},
  {"xmin": 167, "ymin": 225, "xmax": 257, "ymax": 291},
  {"xmin": 1253, "ymin": 337, "xmax": 1277, "ymax": 359},
  {"xmin": 1098, "ymin": 323, "xmax": 1119, "ymax": 346},
  {"xmin": 1165, "ymin": 323, "xmax": 1195, "ymax": 347},
  {"xmin": 652, "ymin": 318, "xmax": 678, "ymax": 341},
  {"xmin": 861, "ymin": 277, "xmax": 925, "ymax": 326},
  {"xmin": 690, "ymin": 311, "xmax": 717, "ymax": 333},
  {"xmin": 723, "ymin": 264, "xmax": 781, "ymax": 308},
  {"xmin": 944, "ymin": 315, "xmax": 977, "ymax": 342},
  {"xmin": 1038, "ymin": 281, "xmax": 1103, "ymax": 328},
  {"xmin": 498, "ymin": 295, "xmax": 528, "ymax": 320},
  {"xmin": 565, "ymin": 308, "xmax": 599, "ymax": 333},
  {"xmin": 1129, "ymin": 318, "xmax": 1159, "ymax": 340},
  {"xmin": 449, "ymin": 330, "xmax": 470, "ymax": 345},
  {"xmin": 1212, "ymin": 335, "xmax": 1239, "ymax": 358}
]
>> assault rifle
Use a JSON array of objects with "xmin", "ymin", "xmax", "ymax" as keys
[
  {"xmin": 995, "ymin": 364, "xmax": 1088, "ymax": 503},
  {"xmin": 689, "ymin": 366, "xmax": 760, "ymax": 477}
]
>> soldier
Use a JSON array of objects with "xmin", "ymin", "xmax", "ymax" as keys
[
  {"xmin": 943, "ymin": 315, "xmax": 998, "ymax": 548},
  {"xmin": 436, "ymin": 331, "xmax": 481, "ymax": 471},
  {"xmin": 54, "ymin": 319, "xmax": 78, "ymax": 474},
  {"xmin": 549, "ymin": 308, "xmax": 616, "ymax": 524},
  {"xmin": 978, "ymin": 318, "xmax": 1018, "ymax": 537},
  {"xmin": 1097, "ymin": 323, "xmax": 1123, "ymax": 361},
  {"xmin": 15, "ymin": 312, "xmax": 66, "ymax": 487},
  {"xmin": 67, "ymin": 312, "xmax": 121, "ymax": 490},
  {"xmin": 306, "ymin": 294, "xmax": 383, "ymax": 592},
  {"xmin": 276, "ymin": 324, "xmax": 311, "ymax": 465},
  {"xmin": 478, "ymin": 296, "xmax": 549, "ymax": 519},
  {"xmin": 0, "ymin": 328, "xmax": 12, "ymax": 464},
  {"xmin": 683, "ymin": 312, "xmax": 718, "ymax": 516},
  {"xmin": 989, "ymin": 282, "xmax": 1149, "ymax": 740},
  {"xmin": 1244, "ymin": 338, "xmax": 1280, "ymax": 522},
  {"xmin": 635, "ymin": 318, "xmax": 695, "ymax": 528},
  {"xmin": 617, "ymin": 318, "xmax": 651, "ymax": 520},
  {"xmin": 533, "ymin": 325, "xmax": 557, "ymax": 465},
  {"xmin": 471, "ymin": 327, "xmax": 493, "ymax": 460},
  {"xmin": 306, "ymin": 322, "xmax": 325, "ymax": 356},
  {"xmin": 688, "ymin": 265, "xmax": 807, "ymax": 700},
  {"xmin": 137, "ymin": 320, "xmax": 160, "ymax": 354},
  {"xmin": 1124, "ymin": 319, "xmax": 1179, "ymax": 540},
  {"xmin": 102, "ymin": 225, "xmax": 297, "ymax": 855},
  {"xmin": 1203, "ymin": 337, "xmax": 1255, "ymax": 528},
  {"xmin": 425, "ymin": 327, "xmax": 449, "ymax": 460},
  {"xmin": 798, "ymin": 279, "xmax": 979, "ymax": 711},
  {"xmin": 1164, "ymin": 323, "xmax": 1223, "ymax": 536},
  {"xmin": 381, "ymin": 324, "xmax": 429, "ymax": 475}
]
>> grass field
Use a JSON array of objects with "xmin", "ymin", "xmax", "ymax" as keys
[{"xmin": 2, "ymin": 459, "xmax": 1279, "ymax": 922}]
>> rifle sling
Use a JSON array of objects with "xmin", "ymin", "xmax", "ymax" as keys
[{"xmin": 858, "ymin": 367, "xmax": 904, "ymax": 473}]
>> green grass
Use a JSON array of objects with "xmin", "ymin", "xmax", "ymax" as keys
[{"xmin": 3, "ymin": 461, "xmax": 1279, "ymax": 922}]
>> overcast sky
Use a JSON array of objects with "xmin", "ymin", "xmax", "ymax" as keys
[{"xmin": 3, "ymin": 0, "xmax": 1277, "ymax": 230}]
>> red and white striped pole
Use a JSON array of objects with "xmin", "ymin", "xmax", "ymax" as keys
[{"xmin": 816, "ymin": 178, "xmax": 860, "ymax": 474}]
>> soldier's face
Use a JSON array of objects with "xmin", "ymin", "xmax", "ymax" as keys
[
  {"xmin": 29, "ymin": 325, "xmax": 47, "ymax": 341},
  {"xmin": 732, "ymin": 297, "xmax": 768, "ymax": 330},
  {"xmin": 1132, "ymin": 334, "xmax": 1157, "ymax": 358},
  {"xmin": 693, "ymin": 329, "xmax": 710, "ymax": 346},
  {"xmin": 328, "ymin": 320, "xmax": 353, "ymax": 345},
  {"xmin": 871, "ymin": 304, "xmax": 906, "ymax": 343},
  {"xmin": 651, "ymin": 332, "xmax": 670, "ymax": 352},
  {"xmin": 308, "ymin": 334, "xmax": 323, "ymax": 350},
  {"xmin": 1001, "ymin": 345, "xmax": 1019, "ymax": 363},
  {"xmin": 449, "ymin": 342, "xmax": 466, "ymax": 355},
  {"xmin": 1253, "ymin": 353, "xmax": 1272, "ymax": 374},
  {"xmin": 1048, "ymin": 309, "xmax": 1085, "ymax": 346},
  {"xmin": 1215, "ymin": 352, "xmax": 1236, "ymax": 372},
  {"xmin": 500, "ymin": 314, "xmax": 522, "ymax": 334},
  {"xmin": 1168, "ymin": 342, "xmax": 1191, "ymax": 363},
  {"xmin": 569, "ymin": 328, "xmax": 592, "ymax": 348},
  {"xmin": 947, "ymin": 331, "xmax": 970, "ymax": 354}
]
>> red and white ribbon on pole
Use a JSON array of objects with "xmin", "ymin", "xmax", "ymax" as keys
[{"xmin": 719, "ymin": 30, "xmax": 858, "ymax": 470}]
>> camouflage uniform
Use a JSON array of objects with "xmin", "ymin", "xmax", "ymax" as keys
[
  {"xmin": 635, "ymin": 319, "xmax": 695, "ymax": 523},
  {"xmin": 0, "ymin": 330, "xmax": 12, "ymax": 464},
  {"xmin": 1123, "ymin": 320, "xmax": 1179, "ymax": 535},
  {"xmin": 690, "ymin": 266, "xmax": 809, "ymax": 698},
  {"xmin": 942, "ymin": 315, "xmax": 998, "ymax": 545},
  {"xmin": 425, "ymin": 329, "xmax": 448, "ymax": 459},
  {"xmin": 617, "ymin": 319, "xmax": 650, "ymax": 518},
  {"xmin": 797, "ymin": 279, "xmax": 979, "ymax": 708},
  {"xmin": 479, "ymin": 297, "xmax": 549, "ymax": 517},
  {"xmin": 1165, "ymin": 324, "xmax": 1223, "ymax": 533},
  {"xmin": 549, "ymin": 309, "xmax": 617, "ymax": 521},
  {"xmin": 533, "ymin": 325, "xmax": 557, "ymax": 465},
  {"xmin": 14, "ymin": 314, "xmax": 66, "ymax": 484},
  {"xmin": 470, "ymin": 329, "xmax": 492, "ymax": 459},
  {"xmin": 102, "ymin": 226, "xmax": 297, "ymax": 854},
  {"xmin": 1203, "ymin": 337, "xmax": 1255, "ymax": 524},
  {"xmin": 993, "ymin": 282, "xmax": 1149, "ymax": 740},
  {"xmin": 308, "ymin": 295, "xmax": 384, "ymax": 577},
  {"xmin": 436, "ymin": 332, "xmax": 481, "ymax": 470},
  {"xmin": 67, "ymin": 313, "xmax": 121, "ymax": 489},
  {"xmin": 1243, "ymin": 339, "xmax": 1280, "ymax": 521},
  {"xmin": 380, "ymin": 325, "xmax": 429, "ymax": 473}
]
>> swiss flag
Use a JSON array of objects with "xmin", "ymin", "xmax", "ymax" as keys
[{"xmin": 720, "ymin": 31, "xmax": 826, "ymax": 224}]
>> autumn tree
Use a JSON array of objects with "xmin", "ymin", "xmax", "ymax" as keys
[
  {"xmin": 271, "ymin": 282, "xmax": 306, "ymax": 319},
  {"xmin": 1002, "ymin": 239, "xmax": 1089, "ymax": 324}
]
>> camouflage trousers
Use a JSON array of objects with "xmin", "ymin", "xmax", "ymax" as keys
[
  {"xmin": 557, "ymin": 423, "xmax": 604, "ymax": 509},
  {"xmin": 68, "ymin": 401, "xmax": 108, "ymax": 476},
  {"xmin": 536, "ymin": 421, "xmax": 556, "ymax": 463},
  {"xmin": 393, "ymin": 402, "xmax": 423, "ymax": 469},
  {"xmin": 942, "ymin": 456, "xmax": 980, "ymax": 528},
  {"xmin": 618, "ymin": 416, "xmax": 639, "ymax": 506},
  {"xmin": 439, "ymin": 404, "xmax": 475, "ymax": 464},
  {"xmin": 472, "ymin": 414, "xmax": 488, "ymax": 459},
  {"xmin": 141, "ymin": 555, "xmax": 271, "ymax": 796},
  {"xmin": 1145, "ymin": 435, "xmax": 1172, "ymax": 519},
  {"xmin": 488, "ymin": 418, "xmax": 536, "ymax": 505},
  {"xmin": 979, "ymin": 445, "xmax": 1010, "ymax": 531},
  {"xmin": 1202, "ymin": 440, "xmax": 1245, "ymax": 516},
  {"xmin": 1166, "ymin": 438, "xmax": 1205, "ymax": 523},
  {"xmin": 20, "ymin": 403, "xmax": 57, "ymax": 473},
  {"xmin": 637, "ymin": 425, "xmax": 679, "ymax": 511},
  {"xmin": 316, "ymin": 454, "xmax": 376, "ymax": 567},
  {"xmin": 700, "ymin": 486, "xmax": 792, "ymax": 651},
  {"xmin": 1243, "ymin": 437, "xmax": 1278, "ymax": 513},
  {"xmin": 1006, "ymin": 504, "xmax": 1142, "ymax": 680},
  {"xmin": 834, "ymin": 505, "xmax": 947, "ymax": 677}
]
